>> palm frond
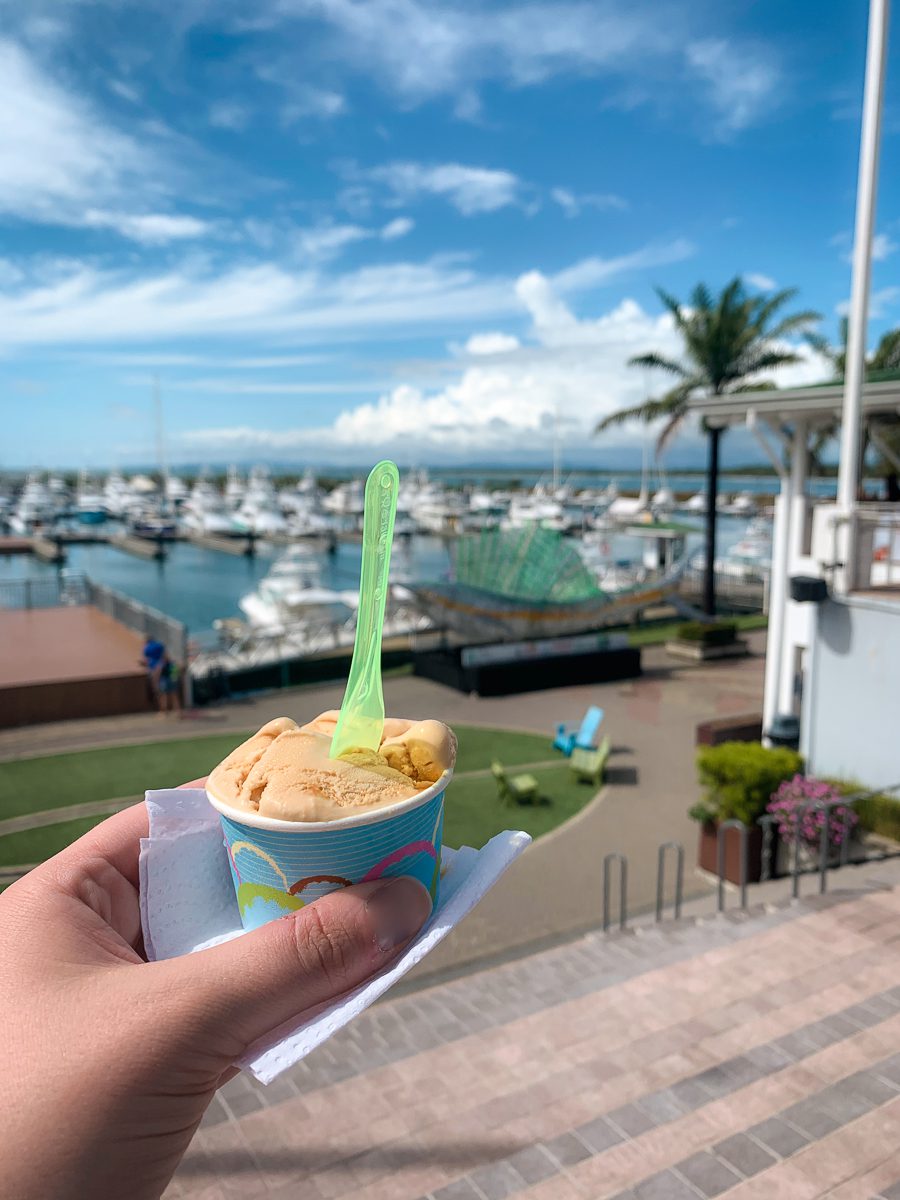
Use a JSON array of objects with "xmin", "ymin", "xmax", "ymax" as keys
[
  {"xmin": 628, "ymin": 352, "xmax": 689, "ymax": 377},
  {"xmin": 595, "ymin": 396, "xmax": 683, "ymax": 433},
  {"xmin": 656, "ymin": 410, "xmax": 687, "ymax": 455},
  {"xmin": 765, "ymin": 309, "xmax": 822, "ymax": 340}
]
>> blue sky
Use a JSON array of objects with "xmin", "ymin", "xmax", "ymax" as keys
[{"xmin": 1, "ymin": 0, "xmax": 898, "ymax": 471}]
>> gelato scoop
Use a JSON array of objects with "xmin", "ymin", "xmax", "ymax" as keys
[{"xmin": 207, "ymin": 712, "xmax": 457, "ymax": 822}]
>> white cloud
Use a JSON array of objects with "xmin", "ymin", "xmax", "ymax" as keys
[
  {"xmin": 276, "ymin": 0, "xmax": 656, "ymax": 102},
  {"xmin": 143, "ymin": 377, "xmax": 380, "ymax": 395},
  {"xmin": 181, "ymin": 265, "xmax": 829, "ymax": 461},
  {"xmin": 208, "ymin": 101, "xmax": 251, "ymax": 131},
  {"xmin": 551, "ymin": 187, "xmax": 628, "ymax": 217},
  {"xmin": 746, "ymin": 272, "xmax": 777, "ymax": 291},
  {"xmin": 550, "ymin": 238, "xmax": 695, "ymax": 292},
  {"xmin": 281, "ymin": 86, "xmax": 347, "ymax": 123},
  {"xmin": 464, "ymin": 332, "xmax": 521, "ymax": 355},
  {"xmin": 251, "ymin": 0, "xmax": 780, "ymax": 135},
  {"xmin": 833, "ymin": 230, "xmax": 896, "ymax": 263},
  {"xmin": 0, "ymin": 38, "xmax": 213, "ymax": 244},
  {"xmin": 0, "ymin": 237, "xmax": 693, "ymax": 350},
  {"xmin": 872, "ymin": 233, "xmax": 897, "ymax": 262},
  {"xmin": 109, "ymin": 79, "xmax": 141, "ymax": 104},
  {"xmin": 837, "ymin": 287, "xmax": 900, "ymax": 320},
  {"xmin": 82, "ymin": 210, "xmax": 211, "ymax": 243},
  {"xmin": 380, "ymin": 216, "xmax": 414, "ymax": 240},
  {"xmin": 361, "ymin": 161, "xmax": 523, "ymax": 214},
  {"xmin": 685, "ymin": 39, "xmax": 780, "ymax": 135},
  {"xmin": 294, "ymin": 221, "xmax": 369, "ymax": 260}
]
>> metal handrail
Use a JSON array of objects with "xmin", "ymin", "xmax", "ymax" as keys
[
  {"xmin": 602, "ymin": 852, "xmax": 628, "ymax": 932},
  {"xmin": 717, "ymin": 819, "xmax": 748, "ymax": 912},
  {"xmin": 655, "ymin": 842, "xmax": 684, "ymax": 921},
  {"xmin": 758, "ymin": 813, "xmax": 778, "ymax": 881}
]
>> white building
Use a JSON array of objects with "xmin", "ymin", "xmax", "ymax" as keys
[
  {"xmin": 687, "ymin": 0, "xmax": 898, "ymax": 792},
  {"xmin": 688, "ymin": 382, "xmax": 900, "ymax": 788}
]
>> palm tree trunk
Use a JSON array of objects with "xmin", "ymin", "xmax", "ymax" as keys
[{"xmin": 703, "ymin": 426, "xmax": 721, "ymax": 615}]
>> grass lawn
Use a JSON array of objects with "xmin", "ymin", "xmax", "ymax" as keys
[
  {"xmin": 0, "ymin": 724, "xmax": 601, "ymax": 867},
  {"xmin": 0, "ymin": 815, "xmax": 110, "ymax": 868},
  {"xmin": 0, "ymin": 724, "xmax": 553, "ymax": 821},
  {"xmin": 444, "ymin": 764, "xmax": 597, "ymax": 848}
]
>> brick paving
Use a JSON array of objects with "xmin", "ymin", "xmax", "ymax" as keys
[{"xmin": 167, "ymin": 879, "xmax": 900, "ymax": 1199}]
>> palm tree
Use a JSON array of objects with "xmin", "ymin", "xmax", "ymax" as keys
[{"xmin": 596, "ymin": 279, "xmax": 821, "ymax": 614}]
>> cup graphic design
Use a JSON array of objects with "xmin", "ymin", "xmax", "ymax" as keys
[{"xmin": 208, "ymin": 773, "xmax": 449, "ymax": 931}]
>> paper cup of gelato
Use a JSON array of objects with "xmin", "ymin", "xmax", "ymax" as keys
[{"xmin": 206, "ymin": 712, "xmax": 456, "ymax": 931}]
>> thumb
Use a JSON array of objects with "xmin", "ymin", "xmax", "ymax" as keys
[{"xmin": 154, "ymin": 876, "xmax": 432, "ymax": 1050}]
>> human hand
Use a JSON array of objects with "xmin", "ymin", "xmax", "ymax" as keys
[{"xmin": 0, "ymin": 793, "xmax": 432, "ymax": 1200}]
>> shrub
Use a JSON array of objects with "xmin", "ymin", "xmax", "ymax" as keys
[
  {"xmin": 767, "ymin": 775, "xmax": 858, "ymax": 850},
  {"xmin": 692, "ymin": 741, "xmax": 803, "ymax": 826},
  {"xmin": 676, "ymin": 620, "xmax": 738, "ymax": 647}
]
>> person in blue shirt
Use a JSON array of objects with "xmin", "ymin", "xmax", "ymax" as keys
[{"xmin": 141, "ymin": 638, "xmax": 167, "ymax": 713}]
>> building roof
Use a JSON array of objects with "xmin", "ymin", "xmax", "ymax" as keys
[{"xmin": 687, "ymin": 379, "xmax": 900, "ymax": 427}]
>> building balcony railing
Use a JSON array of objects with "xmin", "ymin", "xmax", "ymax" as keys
[{"xmin": 850, "ymin": 505, "xmax": 900, "ymax": 592}]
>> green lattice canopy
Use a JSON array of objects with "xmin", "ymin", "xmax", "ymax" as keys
[{"xmin": 453, "ymin": 526, "xmax": 603, "ymax": 602}]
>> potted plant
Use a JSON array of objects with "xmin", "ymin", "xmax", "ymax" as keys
[
  {"xmin": 690, "ymin": 742, "xmax": 803, "ymax": 883},
  {"xmin": 666, "ymin": 620, "xmax": 749, "ymax": 661},
  {"xmin": 767, "ymin": 775, "xmax": 858, "ymax": 875}
]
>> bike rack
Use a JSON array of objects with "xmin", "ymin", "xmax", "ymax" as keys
[
  {"xmin": 655, "ymin": 841, "xmax": 684, "ymax": 921},
  {"xmin": 717, "ymin": 819, "xmax": 748, "ymax": 913},
  {"xmin": 602, "ymin": 852, "xmax": 628, "ymax": 932}
]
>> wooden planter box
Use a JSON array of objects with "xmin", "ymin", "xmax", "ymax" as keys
[
  {"xmin": 698, "ymin": 820, "xmax": 764, "ymax": 884},
  {"xmin": 666, "ymin": 638, "xmax": 749, "ymax": 661}
]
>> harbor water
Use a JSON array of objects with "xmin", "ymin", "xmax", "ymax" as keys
[{"xmin": 0, "ymin": 518, "xmax": 756, "ymax": 642}]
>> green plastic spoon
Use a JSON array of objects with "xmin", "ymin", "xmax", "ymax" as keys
[{"xmin": 330, "ymin": 460, "xmax": 400, "ymax": 760}]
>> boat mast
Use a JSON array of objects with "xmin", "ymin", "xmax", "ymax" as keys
[
  {"xmin": 154, "ymin": 375, "xmax": 169, "ymax": 513},
  {"xmin": 552, "ymin": 400, "xmax": 561, "ymax": 493}
]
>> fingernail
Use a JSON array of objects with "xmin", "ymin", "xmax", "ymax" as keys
[{"xmin": 366, "ymin": 876, "xmax": 432, "ymax": 952}]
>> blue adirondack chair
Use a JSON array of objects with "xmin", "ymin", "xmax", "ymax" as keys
[{"xmin": 553, "ymin": 705, "xmax": 604, "ymax": 756}]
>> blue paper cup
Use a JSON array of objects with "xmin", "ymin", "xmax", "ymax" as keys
[{"xmin": 207, "ymin": 771, "xmax": 450, "ymax": 931}]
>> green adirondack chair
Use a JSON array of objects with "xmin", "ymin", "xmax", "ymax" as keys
[
  {"xmin": 569, "ymin": 736, "xmax": 611, "ymax": 786},
  {"xmin": 491, "ymin": 760, "xmax": 540, "ymax": 806}
]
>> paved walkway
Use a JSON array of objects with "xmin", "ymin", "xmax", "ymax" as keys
[
  {"xmin": 0, "ymin": 634, "xmax": 767, "ymax": 760},
  {"xmin": 167, "ymin": 873, "xmax": 900, "ymax": 1199}
]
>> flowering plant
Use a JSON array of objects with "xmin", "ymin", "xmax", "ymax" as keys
[{"xmin": 767, "ymin": 775, "xmax": 858, "ymax": 850}]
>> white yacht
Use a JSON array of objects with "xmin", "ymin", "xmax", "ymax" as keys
[
  {"xmin": 76, "ymin": 472, "xmax": 107, "ymax": 524},
  {"xmin": 503, "ymin": 486, "xmax": 567, "ymax": 531},
  {"xmin": 238, "ymin": 466, "xmax": 288, "ymax": 536},
  {"xmin": 103, "ymin": 471, "xmax": 133, "ymax": 518},
  {"xmin": 224, "ymin": 465, "xmax": 246, "ymax": 507},
  {"xmin": 651, "ymin": 486, "xmax": 675, "ymax": 516},
  {"xmin": 322, "ymin": 478, "xmax": 365, "ymax": 519},
  {"xmin": 239, "ymin": 547, "xmax": 350, "ymax": 629},
  {"xmin": 165, "ymin": 474, "xmax": 189, "ymax": 507},
  {"xmin": 8, "ymin": 474, "xmax": 55, "ymax": 534},
  {"xmin": 683, "ymin": 491, "xmax": 707, "ymax": 514},
  {"xmin": 183, "ymin": 474, "xmax": 247, "ymax": 536},
  {"xmin": 719, "ymin": 490, "xmax": 759, "ymax": 517}
]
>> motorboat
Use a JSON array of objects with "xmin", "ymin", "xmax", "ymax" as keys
[
  {"xmin": 238, "ymin": 466, "xmax": 288, "ymax": 536},
  {"xmin": 183, "ymin": 473, "xmax": 247, "ymax": 537},
  {"xmin": 239, "ymin": 547, "xmax": 350, "ymax": 629},
  {"xmin": 103, "ymin": 471, "xmax": 133, "ymax": 518},
  {"xmin": 224, "ymin": 465, "xmax": 246, "ymax": 507},
  {"xmin": 76, "ymin": 472, "xmax": 107, "ymax": 525},
  {"xmin": 165, "ymin": 474, "xmax": 189, "ymax": 507},
  {"xmin": 8, "ymin": 474, "xmax": 55, "ymax": 534},
  {"xmin": 682, "ymin": 492, "xmax": 707, "ymax": 514},
  {"xmin": 322, "ymin": 479, "xmax": 365, "ymax": 518},
  {"xmin": 718, "ymin": 491, "xmax": 759, "ymax": 517},
  {"xmin": 502, "ymin": 485, "xmax": 568, "ymax": 531}
]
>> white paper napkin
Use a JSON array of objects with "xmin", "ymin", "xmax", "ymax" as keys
[{"xmin": 139, "ymin": 789, "xmax": 530, "ymax": 1084}]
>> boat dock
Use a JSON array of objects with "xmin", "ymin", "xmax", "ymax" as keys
[
  {"xmin": 186, "ymin": 531, "xmax": 256, "ymax": 557},
  {"xmin": 108, "ymin": 531, "xmax": 169, "ymax": 560}
]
